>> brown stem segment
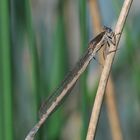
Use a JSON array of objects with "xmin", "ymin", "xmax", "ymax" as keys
[
  {"xmin": 86, "ymin": 0, "xmax": 133, "ymax": 140},
  {"xmin": 89, "ymin": 0, "xmax": 123, "ymax": 140}
]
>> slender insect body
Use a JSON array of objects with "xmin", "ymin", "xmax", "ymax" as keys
[
  {"xmin": 25, "ymin": 26, "xmax": 116, "ymax": 140},
  {"xmin": 39, "ymin": 26, "xmax": 116, "ymax": 118}
]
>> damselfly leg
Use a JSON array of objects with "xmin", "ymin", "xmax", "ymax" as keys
[{"xmin": 102, "ymin": 27, "xmax": 120, "ymax": 59}]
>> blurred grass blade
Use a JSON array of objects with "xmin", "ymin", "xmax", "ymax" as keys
[
  {"xmin": 79, "ymin": 0, "xmax": 89, "ymax": 139},
  {"xmin": 0, "ymin": 0, "xmax": 13, "ymax": 140},
  {"xmin": 25, "ymin": 0, "xmax": 39, "ymax": 119}
]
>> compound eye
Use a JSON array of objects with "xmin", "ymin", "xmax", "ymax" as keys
[{"xmin": 108, "ymin": 28, "xmax": 112, "ymax": 33}]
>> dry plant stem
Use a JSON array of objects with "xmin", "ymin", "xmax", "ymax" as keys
[
  {"xmin": 86, "ymin": 0, "xmax": 133, "ymax": 140},
  {"xmin": 89, "ymin": 0, "xmax": 101, "ymax": 33},
  {"xmin": 89, "ymin": 1, "xmax": 123, "ymax": 140},
  {"xmin": 106, "ymin": 77, "xmax": 123, "ymax": 140}
]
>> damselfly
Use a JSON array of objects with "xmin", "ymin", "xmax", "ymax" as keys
[
  {"xmin": 25, "ymin": 26, "xmax": 116, "ymax": 140},
  {"xmin": 39, "ymin": 26, "xmax": 116, "ymax": 118}
]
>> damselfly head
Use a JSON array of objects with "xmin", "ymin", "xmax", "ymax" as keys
[
  {"xmin": 103, "ymin": 26, "xmax": 112, "ymax": 33},
  {"xmin": 103, "ymin": 26, "xmax": 116, "ymax": 47}
]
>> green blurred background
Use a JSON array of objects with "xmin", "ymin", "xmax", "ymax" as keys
[{"xmin": 0, "ymin": 0, "xmax": 140, "ymax": 140}]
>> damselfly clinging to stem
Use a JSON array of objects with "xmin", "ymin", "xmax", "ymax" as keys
[
  {"xmin": 39, "ymin": 26, "xmax": 116, "ymax": 118},
  {"xmin": 25, "ymin": 26, "xmax": 116, "ymax": 140}
]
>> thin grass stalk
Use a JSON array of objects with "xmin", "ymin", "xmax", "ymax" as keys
[
  {"xmin": 106, "ymin": 78, "xmax": 123, "ymax": 140},
  {"xmin": 89, "ymin": 1, "xmax": 123, "ymax": 140},
  {"xmin": 0, "ymin": 0, "xmax": 13, "ymax": 140},
  {"xmin": 86, "ymin": 0, "xmax": 133, "ymax": 139},
  {"xmin": 89, "ymin": 0, "xmax": 101, "ymax": 33}
]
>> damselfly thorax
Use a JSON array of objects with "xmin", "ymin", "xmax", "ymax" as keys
[{"xmin": 88, "ymin": 26, "xmax": 116, "ymax": 59}]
